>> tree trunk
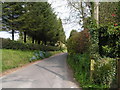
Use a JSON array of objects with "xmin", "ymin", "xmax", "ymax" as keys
[
  {"xmin": 24, "ymin": 31, "xmax": 26, "ymax": 43},
  {"xmin": 38, "ymin": 40, "xmax": 40, "ymax": 44},
  {"xmin": 12, "ymin": 29, "xmax": 14, "ymax": 40},
  {"xmin": 32, "ymin": 37, "xmax": 34, "ymax": 44},
  {"xmin": 44, "ymin": 41, "xmax": 47, "ymax": 45}
]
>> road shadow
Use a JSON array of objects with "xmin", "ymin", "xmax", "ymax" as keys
[{"xmin": 35, "ymin": 64, "xmax": 65, "ymax": 80}]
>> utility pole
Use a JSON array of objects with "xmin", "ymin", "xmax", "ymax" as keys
[
  {"xmin": 94, "ymin": 2, "xmax": 99, "ymax": 27},
  {"xmin": 117, "ymin": 58, "xmax": 120, "ymax": 88},
  {"xmin": 90, "ymin": 1, "xmax": 99, "ymax": 83}
]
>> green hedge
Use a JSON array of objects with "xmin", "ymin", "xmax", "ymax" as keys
[
  {"xmin": 93, "ymin": 57, "xmax": 117, "ymax": 88},
  {"xmin": 1, "ymin": 38, "xmax": 60, "ymax": 51},
  {"xmin": 67, "ymin": 54, "xmax": 117, "ymax": 89},
  {"xmin": 98, "ymin": 26, "xmax": 120, "ymax": 58}
]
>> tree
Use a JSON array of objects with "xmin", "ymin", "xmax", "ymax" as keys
[
  {"xmin": 2, "ymin": 2, "xmax": 24, "ymax": 40},
  {"xmin": 98, "ymin": 2, "xmax": 120, "ymax": 57},
  {"xmin": 67, "ymin": 29, "xmax": 90, "ymax": 54},
  {"xmin": 66, "ymin": 1, "xmax": 91, "ymax": 28},
  {"xmin": 49, "ymin": 18, "xmax": 66, "ymax": 45},
  {"xmin": 69, "ymin": 29, "xmax": 77, "ymax": 38},
  {"xmin": 2, "ymin": 2, "xmax": 66, "ymax": 45}
]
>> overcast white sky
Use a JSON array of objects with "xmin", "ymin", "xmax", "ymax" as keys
[
  {"xmin": 0, "ymin": 31, "xmax": 19, "ymax": 40},
  {"xmin": 48, "ymin": 0, "xmax": 82, "ymax": 39}
]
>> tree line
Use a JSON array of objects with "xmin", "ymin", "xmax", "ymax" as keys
[{"xmin": 2, "ymin": 2, "xmax": 66, "ymax": 45}]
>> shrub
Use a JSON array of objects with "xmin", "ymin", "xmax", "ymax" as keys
[
  {"xmin": 29, "ymin": 51, "xmax": 51, "ymax": 62},
  {"xmin": 1, "ymin": 38, "xmax": 60, "ymax": 51},
  {"xmin": 93, "ymin": 57, "xmax": 116, "ymax": 88},
  {"xmin": 98, "ymin": 25, "xmax": 120, "ymax": 58},
  {"xmin": 67, "ymin": 29, "xmax": 90, "ymax": 54}
]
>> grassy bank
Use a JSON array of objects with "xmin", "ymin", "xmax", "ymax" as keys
[
  {"xmin": 67, "ymin": 53, "xmax": 90, "ymax": 88},
  {"xmin": 1, "ymin": 49, "xmax": 62, "ymax": 72}
]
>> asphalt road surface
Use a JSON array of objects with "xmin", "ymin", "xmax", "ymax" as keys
[{"xmin": 1, "ymin": 53, "xmax": 80, "ymax": 88}]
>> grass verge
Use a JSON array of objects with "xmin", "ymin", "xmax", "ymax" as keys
[
  {"xmin": 1, "ymin": 49, "xmax": 62, "ymax": 73},
  {"xmin": 67, "ymin": 53, "xmax": 90, "ymax": 88}
]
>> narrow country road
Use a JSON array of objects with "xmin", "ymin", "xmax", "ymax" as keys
[{"xmin": 1, "ymin": 53, "xmax": 80, "ymax": 88}]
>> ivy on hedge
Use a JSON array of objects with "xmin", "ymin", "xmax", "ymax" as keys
[{"xmin": 98, "ymin": 25, "xmax": 120, "ymax": 58}]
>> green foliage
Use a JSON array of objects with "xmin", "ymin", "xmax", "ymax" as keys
[
  {"xmin": 67, "ymin": 53, "xmax": 91, "ymax": 87},
  {"xmin": 69, "ymin": 29, "xmax": 78, "ymax": 38},
  {"xmin": 1, "ymin": 38, "xmax": 60, "ymax": 51},
  {"xmin": 93, "ymin": 57, "xmax": 116, "ymax": 88},
  {"xmin": 2, "ymin": 2, "xmax": 25, "ymax": 40},
  {"xmin": 99, "ymin": 2, "xmax": 119, "ymax": 26},
  {"xmin": 98, "ymin": 2, "xmax": 120, "ymax": 58},
  {"xmin": 98, "ymin": 25, "xmax": 120, "ymax": 58},
  {"xmin": 66, "ymin": 2, "xmax": 119, "ymax": 89},
  {"xmin": 67, "ymin": 29, "xmax": 90, "ymax": 54},
  {"xmin": 2, "ymin": 2, "xmax": 24, "ymax": 30},
  {"xmin": 86, "ymin": 8, "xmax": 120, "ymax": 58},
  {"xmin": 2, "ymin": 2, "xmax": 66, "ymax": 44},
  {"xmin": 67, "ymin": 53, "xmax": 117, "ymax": 88},
  {"xmin": 84, "ymin": 17, "xmax": 99, "ymax": 58}
]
